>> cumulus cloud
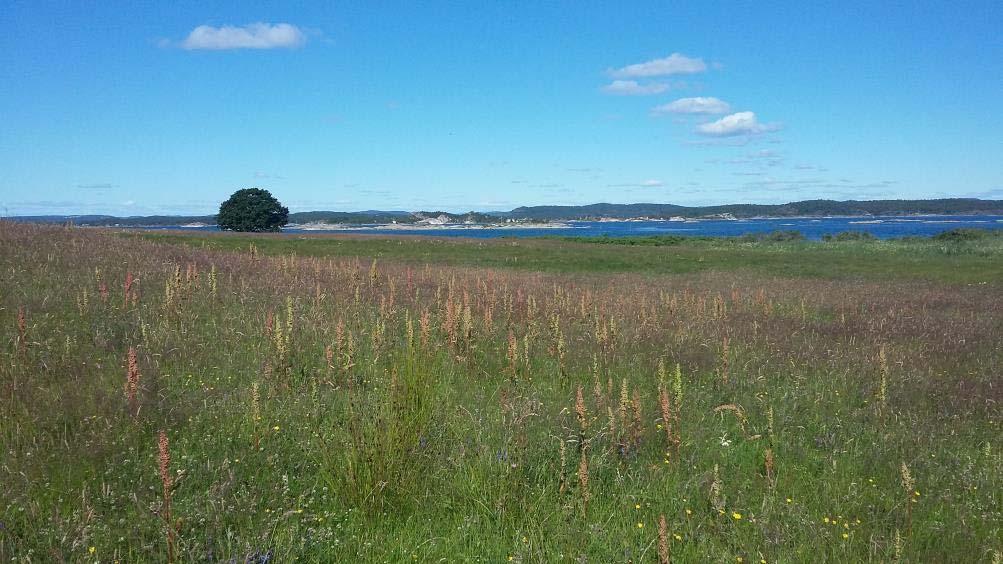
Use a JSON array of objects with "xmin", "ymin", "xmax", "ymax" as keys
[
  {"xmin": 600, "ymin": 80, "xmax": 669, "ymax": 95},
  {"xmin": 179, "ymin": 23, "xmax": 306, "ymax": 50},
  {"xmin": 652, "ymin": 97, "xmax": 731, "ymax": 115},
  {"xmin": 609, "ymin": 53, "xmax": 706, "ymax": 78},
  {"xmin": 696, "ymin": 111, "xmax": 779, "ymax": 136}
]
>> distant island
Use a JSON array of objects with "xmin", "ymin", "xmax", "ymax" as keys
[{"xmin": 8, "ymin": 198, "xmax": 1003, "ymax": 227}]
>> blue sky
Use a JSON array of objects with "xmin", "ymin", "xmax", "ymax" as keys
[{"xmin": 2, "ymin": 1, "xmax": 1001, "ymax": 215}]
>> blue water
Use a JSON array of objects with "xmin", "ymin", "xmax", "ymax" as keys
[{"xmin": 142, "ymin": 215, "xmax": 1003, "ymax": 240}]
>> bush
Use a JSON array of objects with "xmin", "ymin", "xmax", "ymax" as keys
[
  {"xmin": 823, "ymin": 231, "xmax": 877, "ymax": 242},
  {"xmin": 739, "ymin": 230, "xmax": 805, "ymax": 243},
  {"xmin": 932, "ymin": 228, "xmax": 999, "ymax": 242},
  {"xmin": 217, "ymin": 188, "xmax": 289, "ymax": 232}
]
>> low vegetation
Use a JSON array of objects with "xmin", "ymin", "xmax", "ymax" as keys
[{"xmin": 1, "ymin": 222, "xmax": 1000, "ymax": 561}]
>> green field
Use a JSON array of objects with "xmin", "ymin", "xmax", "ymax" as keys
[
  {"xmin": 138, "ymin": 229, "xmax": 1003, "ymax": 284},
  {"xmin": 2, "ymin": 222, "xmax": 1001, "ymax": 562}
]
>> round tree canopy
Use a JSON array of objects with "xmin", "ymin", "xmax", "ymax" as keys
[{"xmin": 217, "ymin": 188, "xmax": 289, "ymax": 232}]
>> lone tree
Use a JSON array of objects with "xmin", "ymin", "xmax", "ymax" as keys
[{"xmin": 217, "ymin": 188, "xmax": 289, "ymax": 232}]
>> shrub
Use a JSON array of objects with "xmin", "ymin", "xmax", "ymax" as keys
[
  {"xmin": 823, "ymin": 230, "xmax": 877, "ymax": 242},
  {"xmin": 932, "ymin": 228, "xmax": 998, "ymax": 242}
]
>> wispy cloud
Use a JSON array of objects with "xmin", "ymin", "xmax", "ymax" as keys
[
  {"xmin": 176, "ymin": 23, "xmax": 306, "ymax": 50},
  {"xmin": 608, "ymin": 53, "xmax": 707, "ymax": 78},
  {"xmin": 607, "ymin": 179, "xmax": 664, "ymax": 188},
  {"xmin": 600, "ymin": 80, "xmax": 669, "ymax": 96},
  {"xmin": 76, "ymin": 183, "xmax": 117, "ymax": 190},
  {"xmin": 652, "ymin": 96, "xmax": 730, "ymax": 115},
  {"xmin": 696, "ymin": 111, "xmax": 779, "ymax": 137},
  {"xmin": 253, "ymin": 171, "xmax": 286, "ymax": 180}
]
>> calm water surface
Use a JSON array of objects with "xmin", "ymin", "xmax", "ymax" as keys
[{"xmin": 143, "ymin": 215, "xmax": 1003, "ymax": 240}]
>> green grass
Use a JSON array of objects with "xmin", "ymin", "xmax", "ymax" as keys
[
  {"xmin": 2, "ymin": 222, "xmax": 1001, "ymax": 562},
  {"xmin": 134, "ymin": 230, "xmax": 1003, "ymax": 285}
]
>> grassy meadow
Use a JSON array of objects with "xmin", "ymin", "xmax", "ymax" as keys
[{"xmin": 1, "ymin": 222, "xmax": 1001, "ymax": 562}]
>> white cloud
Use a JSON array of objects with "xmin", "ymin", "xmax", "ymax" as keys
[
  {"xmin": 608, "ymin": 179, "xmax": 664, "ymax": 188},
  {"xmin": 179, "ymin": 23, "xmax": 306, "ymax": 50},
  {"xmin": 609, "ymin": 53, "xmax": 706, "ymax": 78},
  {"xmin": 600, "ymin": 80, "xmax": 669, "ymax": 95},
  {"xmin": 696, "ymin": 111, "xmax": 779, "ymax": 136},
  {"xmin": 652, "ymin": 97, "xmax": 731, "ymax": 115}
]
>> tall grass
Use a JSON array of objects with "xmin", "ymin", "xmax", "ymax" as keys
[{"xmin": 0, "ymin": 221, "xmax": 1000, "ymax": 561}]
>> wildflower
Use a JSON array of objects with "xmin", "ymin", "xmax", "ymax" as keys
[
  {"xmin": 732, "ymin": 512, "xmax": 742, "ymax": 520},
  {"xmin": 841, "ymin": 533, "xmax": 849, "ymax": 539},
  {"xmin": 273, "ymin": 426, "xmax": 280, "ymax": 431},
  {"xmin": 685, "ymin": 508, "xmax": 692, "ymax": 515},
  {"xmin": 89, "ymin": 547, "xmax": 96, "ymax": 554},
  {"xmin": 674, "ymin": 534, "xmax": 682, "ymax": 541},
  {"xmin": 635, "ymin": 503, "xmax": 641, "ymax": 509},
  {"xmin": 637, "ymin": 522, "xmax": 644, "ymax": 529},
  {"xmin": 823, "ymin": 517, "xmax": 830, "ymax": 524},
  {"xmin": 785, "ymin": 498, "xmax": 792, "ymax": 504}
]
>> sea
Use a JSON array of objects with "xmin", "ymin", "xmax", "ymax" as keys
[{"xmin": 141, "ymin": 215, "xmax": 1003, "ymax": 240}]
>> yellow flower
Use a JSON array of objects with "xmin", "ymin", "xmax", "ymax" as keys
[
  {"xmin": 914, "ymin": 491, "xmax": 920, "ymax": 497},
  {"xmin": 273, "ymin": 426, "xmax": 280, "ymax": 431},
  {"xmin": 508, "ymin": 557, "xmax": 514, "ymax": 562},
  {"xmin": 732, "ymin": 512, "xmax": 742, "ymax": 520},
  {"xmin": 89, "ymin": 547, "xmax": 96, "ymax": 554},
  {"xmin": 635, "ymin": 503, "xmax": 641, "ymax": 509},
  {"xmin": 637, "ymin": 522, "xmax": 644, "ymax": 529},
  {"xmin": 685, "ymin": 508, "xmax": 692, "ymax": 515},
  {"xmin": 673, "ymin": 534, "xmax": 682, "ymax": 541},
  {"xmin": 842, "ymin": 533, "xmax": 849, "ymax": 539},
  {"xmin": 823, "ymin": 517, "xmax": 830, "ymax": 524},
  {"xmin": 522, "ymin": 537, "xmax": 528, "ymax": 543},
  {"xmin": 785, "ymin": 498, "xmax": 792, "ymax": 504}
]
